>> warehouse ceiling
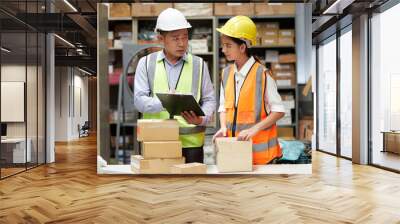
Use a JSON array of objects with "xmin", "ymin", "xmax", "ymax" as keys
[
  {"xmin": 310, "ymin": 0, "xmax": 392, "ymax": 43},
  {"xmin": 0, "ymin": 0, "xmax": 97, "ymax": 74}
]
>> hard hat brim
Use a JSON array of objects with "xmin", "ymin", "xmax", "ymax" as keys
[{"xmin": 216, "ymin": 27, "xmax": 257, "ymax": 47}]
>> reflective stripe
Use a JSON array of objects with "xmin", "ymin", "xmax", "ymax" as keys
[
  {"xmin": 254, "ymin": 65, "xmax": 264, "ymax": 122},
  {"xmin": 226, "ymin": 121, "xmax": 271, "ymax": 132},
  {"xmin": 191, "ymin": 56, "xmax": 202, "ymax": 101},
  {"xmin": 179, "ymin": 126, "xmax": 206, "ymax": 135},
  {"xmin": 252, "ymin": 138, "xmax": 279, "ymax": 152},
  {"xmin": 147, "ymin": 52, "xmax": 159, "ymax": 96},
  {"xmin": 222, "ymin": 65, "xmax": 231, "ymax": 90}
]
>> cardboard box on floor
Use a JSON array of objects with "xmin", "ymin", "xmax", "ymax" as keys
[
  {"xmin": 170, "ymin": 163, "xmax": 207, "ymax": 174},
  {"xmin": 215, "ymin": 138, "xmax": 252, "ymax": 173},
  {"xmin": 131, "ymin": 3, "xmax": 172, "ymax": 17},
  {"xmin": 131, "ymin": 155, "xmax": 185, "ymax": 174},
  {"xmin": 137, "ymin": 119, "xmax": 179, "ymax": 142},
  {"xmin": 141, "ymin": 141, "xmax": 182, "ymax": 159}
]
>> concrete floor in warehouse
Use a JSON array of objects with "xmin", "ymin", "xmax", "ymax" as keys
[{"xmin": 1, "ymin": 134, "xmax": 400, "ymax": 223}]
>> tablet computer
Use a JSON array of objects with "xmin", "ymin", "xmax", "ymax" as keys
[{"xmin": 156, "ymin": 93, "xmax": 205, "ymax": 117}]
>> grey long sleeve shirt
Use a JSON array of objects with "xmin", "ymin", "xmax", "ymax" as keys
[{"xmin": 134, "ymin": 51, "xmax": 216, "ymax": 126}]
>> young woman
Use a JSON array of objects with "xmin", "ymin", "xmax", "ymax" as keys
[{"xmin": 213, "ymin": 16, "xmax": 286, "ymax": 165}]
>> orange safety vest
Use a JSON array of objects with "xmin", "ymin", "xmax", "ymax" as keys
[{"xmin": 222, "ymin": 61, "xmax": 282, "ymax": 165}]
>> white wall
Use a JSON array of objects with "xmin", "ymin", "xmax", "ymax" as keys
[{"xmin": 54, "ymin": 67, "xmax": 89, "ymax": 141}]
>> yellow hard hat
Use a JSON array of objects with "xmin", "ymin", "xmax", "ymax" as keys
[{"xmin": 216, "ymin": 16, "xmax": 257, "ymax": 47}]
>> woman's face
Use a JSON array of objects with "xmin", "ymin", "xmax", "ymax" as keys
[{"xmin": 220, "ymin": 35, "xmax": 246, "ymax": 62}]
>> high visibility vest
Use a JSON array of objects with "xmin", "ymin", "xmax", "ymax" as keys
[
  {"xmin": 143, "ymin": 51, "xmax": 205, "ymax": 148},
  {"xmin": 222, "ymin": 62, "xmax": 282, "ymax": 164}
]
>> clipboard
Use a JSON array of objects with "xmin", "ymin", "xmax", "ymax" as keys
[{"xmin": 156, "ymin": 93, "xmax": 205, "ymax": 117}]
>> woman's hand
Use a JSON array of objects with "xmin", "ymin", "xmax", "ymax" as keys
[
  {"xmin": 237, "ymin": 127, "xmax": 258, "ymax": 141},
  {"xmin": 212, "ymin": 127, "xmax": 227, "ymax": 142}
]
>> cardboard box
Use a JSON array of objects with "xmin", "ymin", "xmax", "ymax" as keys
[
  {"xmin": 299, "ymin": 119, "xmax": 314, "ymax": 141},
  {"xmin": 189, "ymin": 39, "xmax": 209, "ymax": 53},
  {"xmin": 385, "ymin": 133, "xmax": 400, "ymax": 154},
  {"xmin": 273, "ymin": 70, "xmax": 295, "ymax": 79},
  {"xmin": 271, "ymin": 63, "xmax": 295, "ymax": 71},
  {"xmin": 174, "ymin": 3, "xmax": 213, "ymax": 16},
  {"xmin": 279, "ymin": 54, "xmax": 297, "ymax": 63},
  {"xmin": 132, "ymin": 3, "xmax": 173, "ymax": 17},
  {"xmin": 215, "ymin": 138, "xmax": 252, "ymax": 172},
  {"xmin": 261, "ymin": 29, "xmax": 279, "ymax": 37},
  {"xmin": 254, "ymin": 3, "xmax": 296, "ymax": 16},
  {"xmin": 279, "ymin": 29, "xmax": 295, "ymax": 38},
  {"xmin": 262, "ymin": 36, "xmax": 279, "ymax": 46},
  {"xmin": 278, "ymin": 127, "xmax": 295, "ymax": 139},
  {"xmin": 273, "ymin": 76, "xmax": 296, "ymax": 87},
  {"xmin": 264, "ymin": 22, "xmax": 280, "ymax": 30},
  {"xmin": 278, "ymin": 37, "xmax": 295, "ymax": 46},
  {"xmin": 110, "ymin": 3, "xmax": 131, "ymax": 18},
  {"xmin": 141, "ymin": 141, "xmax": 182, "ymax": 159},
  {"xmin": 137, "ymin": 119, "xmax": 179, "ymax": 142},
  {"xmin": 131, "ymin": 155, "xmax": 185, "ymax": 174},
  {"xmin": 214, "ymin": 3, "xmax": 255, "ymax": 16},
  {"xmin": 170, "ymin": 163, "xmax": 207, "ymax": 174}
]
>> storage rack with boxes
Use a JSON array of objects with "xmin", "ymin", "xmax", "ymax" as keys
[{"xmin": 107, "ymin": 3, "xmax": 299, "ymax": 163}]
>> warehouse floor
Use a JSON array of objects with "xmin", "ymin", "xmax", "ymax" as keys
[{"xmin": 1, "ymin": 134, "xmax": 399, "ymax": 223}]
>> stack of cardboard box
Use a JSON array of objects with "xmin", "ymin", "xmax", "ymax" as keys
[
  {"xmin": 278, "ymin": 29, "xmax": 295, "ymax": 46},
  {"xmin": 215, "ymin": 138, "xmax": 252, "ymax": 173},
  {"xmin": 131, "ymin": 119, "xmax": 185, "ymax": 174},
  {"xmin": 270, "ymin": 63, "xmax": 296, "ymax": 87},
  {"xmin": 257, "ymin": 22, "xmax": 279, "ymax": 46},
  {"xmin": 299, "ymin": 117, "xmax": 313, "ymax": 141},
  {"xmin": 278, "ymin": 94, "xmax": 294, "ymax": 126}
]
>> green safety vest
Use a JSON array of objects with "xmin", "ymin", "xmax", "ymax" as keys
[{"xmin": 142, "ymin": 51, "xmax": 206, "ymax": 148}]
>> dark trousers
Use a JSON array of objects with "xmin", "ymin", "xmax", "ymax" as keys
[{"xmin": 182, "ymin": 147, "xmax": 204, "ymax": 163}]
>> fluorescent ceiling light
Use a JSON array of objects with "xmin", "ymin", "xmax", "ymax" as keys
[
  {"xmin": 63, "ymin": 0, "xmax": 78, "ymax": 12},
  {"xmin": 78, "ymin": 67, "xmax": 93, "ymax": 76},
  {"xmin": 1, "ymin": 47, "xmax": 11, "ymax": 53},
  {"xmin": 54, "ymin": 34, "xmax": 75, "ymax": 48}
]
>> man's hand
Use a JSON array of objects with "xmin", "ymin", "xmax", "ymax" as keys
[
  {"xmin": 237, "ymin": 127, "xmax": 258, "ymax": 141},
  {"xmin": 181, "ymin": 111, "xmax": 203, "ymax": 125},
  {"xmin": 212, "ymin": 127, "xmax": 227, "ymax": 143}
]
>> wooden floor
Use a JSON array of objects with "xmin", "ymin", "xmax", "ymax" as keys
[{"xmin": 1, "ymin": 135, "xmax": 400, "ymax": 223}]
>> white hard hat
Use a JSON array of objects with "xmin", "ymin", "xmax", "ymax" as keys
[{"xmin": 155, "ymin": 8, "xmax": 191, "ymax": 32}]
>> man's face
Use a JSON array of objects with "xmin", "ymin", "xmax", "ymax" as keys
[{"xmin": 158, "ymin": 29, "xmax": 189, "ymax": 58}]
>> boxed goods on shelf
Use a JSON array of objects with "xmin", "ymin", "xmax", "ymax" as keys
[
  {"xmin": 131, "ymin": 3, "xmax": 173, "ymax": 17},
  {"xmin": 214, "ymin": 3, "xmax": 255, "ymax": 16},
  {"xmin": 254, "ymin": 3, "xmax": 296, "ymax": 16},
  {"xmin": 279, "ymin": 53, "xmax": 297, "ymax": 63},
  {"xmin": 110, "ymin": 3, "xmax": 131, "ymax": 18},
  {"xmin": 174, "ymin": 3, "xmax": 213, "ymax": 16}
]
